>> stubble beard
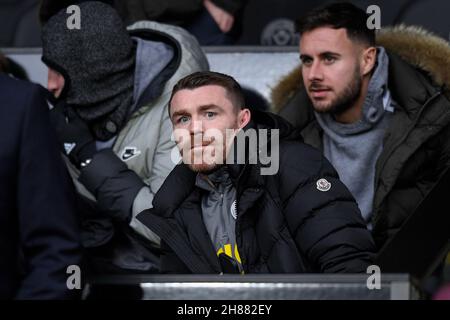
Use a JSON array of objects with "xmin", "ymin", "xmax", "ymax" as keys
[{"xmin": 311, "ymin": 65, "xmax": 362, "ymax": 117}]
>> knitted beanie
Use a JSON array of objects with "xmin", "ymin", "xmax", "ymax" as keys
[{"xmin": 41, "ymin": 1, "xmax": 135, "ymax": 141}]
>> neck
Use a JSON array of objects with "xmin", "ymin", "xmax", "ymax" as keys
[{"xmin": 334, "ymin": 76, "xmax": 371, "ymax": 124}]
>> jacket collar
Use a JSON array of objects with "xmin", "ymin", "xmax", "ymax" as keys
[{"xmin": 151, "ymin": 163, "xmax": 197, "ymax": 217}]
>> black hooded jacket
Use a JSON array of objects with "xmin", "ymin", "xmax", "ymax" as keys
[{"xmin": 137, "ymin": 111, "xmax": 376, "ymax": 274}]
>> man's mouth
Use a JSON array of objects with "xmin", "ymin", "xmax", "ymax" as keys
[
  {"xmin": 191, "ymin": 141, "xmax": 212, "ymax": 150},
  {"xmin": 309, "ymin": 87, "xmax": 332, "ymax": 99}
]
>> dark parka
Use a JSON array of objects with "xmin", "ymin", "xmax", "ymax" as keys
[
  {"xmin": 0, "ymin": 75, "xmax": 82, "ymax": 299},
  {"xmin": 271, "ymin": 26, "xmax": 450, "ymax": 249},
  {"xmin": 137, "ymin": 111, "xmax": 376, "ymax": 274}
]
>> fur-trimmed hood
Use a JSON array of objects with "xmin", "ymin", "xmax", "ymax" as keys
[{"xmin": 271, "ymin": 25, "xmax": 450, "ymax": 112}]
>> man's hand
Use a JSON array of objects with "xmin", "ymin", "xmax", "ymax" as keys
[
  {"xmin": 50, "ymin": 102, "xmax": 96, "ymax": 168},
  {"xmin": 204, "ymin": 0, "xmax": 234, "ymax": 33}
]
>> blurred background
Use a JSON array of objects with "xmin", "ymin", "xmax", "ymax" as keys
[{"xmin": 0, "ymin": 0, "xmax": 449, "ymax": 47}]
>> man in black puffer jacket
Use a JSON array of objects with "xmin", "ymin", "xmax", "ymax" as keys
[{"xmin": 137, "ymin": 71, "xmax": 375, "ymax": 274}]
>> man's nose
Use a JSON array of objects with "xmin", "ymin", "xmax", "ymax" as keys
[
  {"xmin": 47, "ymin": 71, "xmax": 62, "ymax": 97},
  {"xmin": 189, "ymin": 119, "xmax": 203, "ymax": 135},
  {"xmin": 47, "ymin": 79, "xmax": 59, "ymax": 94},
  {"xmin": 307, "ymin": 61, "xmax": 324, "ymax": 82}
]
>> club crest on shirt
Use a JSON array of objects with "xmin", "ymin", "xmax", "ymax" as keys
[{"xmin": 230, "ymin": 200, "xmax": 237, "ymax": 220}]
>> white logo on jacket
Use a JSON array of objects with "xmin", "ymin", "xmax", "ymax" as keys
[
  {"xmin": 121, "ymin": 146, "xmax": 142, "ymax": 161},
  {"xmin": 316, "ymin": 178, "xmax": 331, "ymax": 192},
  {"xmin": 64, "ymin": 142, "xmax": 76, "ymax": 155}
]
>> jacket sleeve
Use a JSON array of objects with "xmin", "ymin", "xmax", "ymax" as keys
[
  {"xmin": 160, "ymin": 240, "xmax": 192, "ymax": 274},
  {"xmin": 78, "ymin": 105, "xmax": 176, "ymax": 246},
  {"xmin": 436, "ymin": 121, "xmax": 450, "ymax": 177},
  {"xmin": 129, "ymin": 110, "xmax": 177, "ymax": 244},
  {"xmin": 16, "ymin": 85, "xmax": 82, "ymax": 299},
  {"xmin": 282, "ymin": 147, "xmax": 376, "ymax": 273}
]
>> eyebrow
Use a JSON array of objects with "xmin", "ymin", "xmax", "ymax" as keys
[
  {"xmin": 171, "ymin": 104, "xmax": 222, "ymax": 119},
  {"xmin": 300, "ymin": 51, "xmax": 341, "ymax": 60},
  {"xmin": 299, "ymin": 54, "xmax": 311, "ymax": 61}
]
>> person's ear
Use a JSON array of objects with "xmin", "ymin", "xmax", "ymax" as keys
[
  {"xmin": 361, "ymin": 46, "xmax": 377, "ymax": 76},
  {"xmin": 237, "ymin": 108, "xmax": 251, "ymax": 129}
]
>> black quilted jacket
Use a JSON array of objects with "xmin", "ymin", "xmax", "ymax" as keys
[{"xmin": 137, "ymin": 111, "xmax": 376, "ymax": 274}]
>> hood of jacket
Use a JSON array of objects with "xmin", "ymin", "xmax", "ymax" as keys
[
  {"xmin": 41, "ymin": 1, "xmax": 136, "ymax": 141},
  {"xmin": 271, "ymin": 25, "xmax": 450, "ymax": 112},
  {"xmin": 247, "ymin": 109, "xmax": 303, "ymax": 141}
]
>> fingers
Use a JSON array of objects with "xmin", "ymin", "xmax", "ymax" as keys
[
  {"xmin": 204, "ymin": 0, "xmax": 234, "ymax": 33},
  {"xmin": 219, "ymin": 15, "xmax": 234, "ymax": 33}
]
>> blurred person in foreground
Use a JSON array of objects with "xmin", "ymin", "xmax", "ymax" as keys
[{"xmin": 0, "ymin": 73, "xmax": 81, "ymax": 299}]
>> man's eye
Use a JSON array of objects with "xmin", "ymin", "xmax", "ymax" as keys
[
  {"xmin": 178, "ymin": 116, "xmax": 190, "ymax": 124},
  {"xmin": 324, "ymin": 56, "xmax": 336, "ymax": 64},
  {"xmin": 205, "ymin": 112, "xmax": 216, "ymax": 119},
  {"xmin": 302, "ymin": 58, "xmax": 312, "ymax": 66}
]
